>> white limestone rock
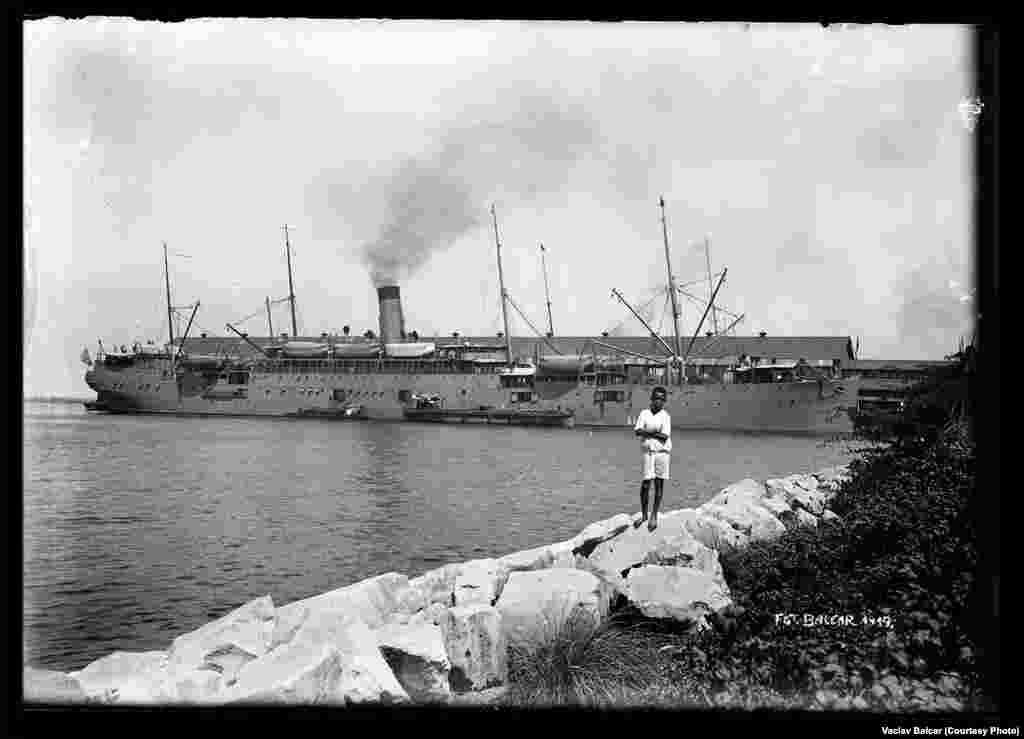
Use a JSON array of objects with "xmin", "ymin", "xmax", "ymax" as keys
[
  {"xmin": 69, "ymin": 650, "xmax": 172, "ymax": 705},
  {"xmin": 498, "ymin": 537, "xmax": 580, "ymax": 573},
  {"xmin": 161, "ymin": 667, "xmax": 224, "ymax": 704},
  {"xmin": 814, "ymin": 466, "xmax": 851, "ymax": 498},
  {"xmin": 375, "ymin": 621, "xmax": 451, "ymax": 702},
  {"xmin": 200, "ymin": 643, "xmax": 259, "ymax": 686},
  {"xmin": 223, "ymin": 607, "xmax": 408, "ymax": 705},
  {"xmin": 276, "ymin": 572, "xmax": 409, "ymax": 631},
  {"xmin": 23, "ymin": 667, "xmax": 89, "ymax": 704},
  {"xmin": 677, "ymin": 508, "xmax": 750, "ymax": 553},
  {"xmin": 815, "ymin": 465, "xmax": 851, "ymax": 486},
  {"xmin": 438, "ymin": 604, "xmax": 507, "ymax": 692},
  {"xmin": 453, "ymin": 558, "xmax": 510, "ymax": 607},
  {"xmin": 272, "ymin": 604, "xmax": 310, "ymax": 650},
  {"xmin": 575, "ymin": 513, "xmax": 634, "ymax": 552},
  {"xmin": 167, "ymin": 595, "xmax": 275, "ymax": 674},
  {"xmin": 410, "ymin": 602, "xmax": 449, "ymax": 627},
  {"xmin": 499, "ymin": 544, "xmax": 558, "ymax": 573},
  {"xmin": 574, "ymin": 553, "xmax": 628, "ymax": 594},
  {"xmin": 495, "ymin": 569, "xmax": 614, "ymax": 647},
  {"xmin": 795, "ymin": 508, "xmax": 819, "ymax": 528},
  {"xmin": 790, "ymin": 473, "xmax": 821, "ymax": 492},
  {"xmin": 821, "ymin": 509, "xmax": 842, "ymax": 524},
  {"xmin": 221, "ymin": 642, "xmax": 345, "ymax": 705},
  {"xmin": 622, "ymin": 565, "xmax": 732, "ymax": 623},
  {"xmin": 766, "ymin": 476, "xmax": 828, "ymax": 516},
  {"xmin": 644, "ymin": 533, "xmax": 724, "ymax": 583},
  {"xmin": 704, "ymin": 477, "xmax": 793, "ymax": 520},
  {"xmin": 394, "ymin": 584, "xmax": 428, "ymax": 615},
  {"xmin": 408, "ymin": 564, "xmax": 463, "ymax": 608},
  {"xmin": 550, "ymin": 548, "xmax": 576, "ymax": 569},
  {"xmin": 428, "ymin": 602, "xmax": 449, "ymax": 625},
  {"xmin": 587, "ymin": 512, "xmax": 724, "ymax": 585},
  {"xmin": 704, "ymin": 478, "xmax": 768, "ymax": 508},
  {"xmin": 756, "ymin": 493, "xmax": 793, "ymax": 518},
  {"xmin": 697, "ymin": 497, "xmax": 787, "ymax": 543}
]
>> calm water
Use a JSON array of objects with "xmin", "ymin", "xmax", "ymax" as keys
[{"xmin": 23, "ymin": 400, "xmax": 856, "ymax": 672}]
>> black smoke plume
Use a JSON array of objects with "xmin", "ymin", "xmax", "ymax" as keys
[{"xmin": 359, "ymin": 93, "xmax": 597, "ymax": 287}]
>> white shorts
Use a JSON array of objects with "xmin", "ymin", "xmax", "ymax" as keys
[{"xmin": 642, "ymin": 451, "xmax": 671, "ymax": 480}]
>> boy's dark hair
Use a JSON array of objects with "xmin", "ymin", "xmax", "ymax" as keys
[{"xmin": 652, "ymin": 386, "xmax": 667, "ymax": 399}]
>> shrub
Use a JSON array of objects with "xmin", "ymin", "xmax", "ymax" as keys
[{"xmin": 672, "ymin": 430, "xmax": 980, "ymax": 709}]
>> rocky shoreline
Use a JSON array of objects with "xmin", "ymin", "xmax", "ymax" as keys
[{"xmin": 24, "ymin": 465, "xmax": 851, "ymax": 707}]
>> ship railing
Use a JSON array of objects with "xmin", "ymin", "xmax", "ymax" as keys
[{"xmin": 251, "ymin": 357, "xmax": 478, "ymax": 376}]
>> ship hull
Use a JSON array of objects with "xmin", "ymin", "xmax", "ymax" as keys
[{"xmin": 84, "ymin": 357, "xmax": 859, "ymax": 434}]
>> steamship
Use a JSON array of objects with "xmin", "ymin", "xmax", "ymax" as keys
[{"xmin": 82, "ymin": 214, "xmax": 862, "ymax": 434}]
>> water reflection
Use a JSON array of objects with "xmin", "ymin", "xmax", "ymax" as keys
[{"xmin": 354, "ymin": 421, "xmax": 413, "ymax": 516}]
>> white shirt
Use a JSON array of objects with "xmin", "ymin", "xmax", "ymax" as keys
[{"xmin": 635, "ymin": 408, "xmax": 672, "ymax": 453}]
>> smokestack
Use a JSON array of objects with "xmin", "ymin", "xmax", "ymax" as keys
[{"xmin": 377, "ymin": 285, "xmax": 406, "ymax": 348}]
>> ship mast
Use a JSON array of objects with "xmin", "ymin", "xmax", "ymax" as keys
[
  {"xmin": 265, "ymin": 296, "xmax": 274, "ymax": 339},
  {"xmin": 704, "ymin": 235, "xmax": 719, "ymax": 335},
  {"xmin": 491, "ymin": 204, "xmax": 513, "ymax": 366},
  {"xmin": 163, "ymin": 242, "xmax": 174, "ymax": 351},
  {"xmin": 659, "ymin": 197, "xmax": 684, "ymax": 384},
  {"xmin": 684, "ymin": 268, "xmax": 728, "ymax": 362},
  {"xmin": 282, "ymin": 225, "xmax": 298, "ymax": 338},
  {"xmin": 540, "ymin": 243, "xmax": 555, "ymax": 337}
]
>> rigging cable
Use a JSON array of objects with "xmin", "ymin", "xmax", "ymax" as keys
[
  {"xmin": 229, "ymin": 307, "xmax": 268, "ymax": 328},
  {"xmin": 603, "ymin": 286, "xmax": 664, "ymax": 337},
  {"xmin": 505, "ymin": 292, "xmax": 562, "ymax": 355},
  {"xmin": 677, "ymin": 289, "xmax": 742, "ymax": 322}
]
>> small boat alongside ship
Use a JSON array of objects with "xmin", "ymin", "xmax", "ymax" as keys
[
  {"xmin": 403, "ymin": 406, "xmax": 575, "ymax": 427},
  {"xmin": 82, "ymin": 201, "xmax": 874, "ymax": 434}
]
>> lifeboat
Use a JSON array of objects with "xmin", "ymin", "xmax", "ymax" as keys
[
  {"xmin": 383, "ymin": 342, "xmax": 435, "ymax": 358},
  {"xmin": 281, "ymin": 341, "xmax": 330, "ymax": 358},
  {"xmin": 332, "ymin": 343, "xmax": 382, "ymax": 358},
  {"xmin": 537, "ymin": 356, "xmax": 585, "ymax": 375},
  {"xmin": 136, "ymin": 344, "xmax": 169, "ymax": 356}
]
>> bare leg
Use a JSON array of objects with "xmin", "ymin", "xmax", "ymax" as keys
[
  {"xmin": 636, "ymin": 479, "xmax": 650, "ymax": 527},
  {"xmin": 648, "ymin": 478, "xmax": 664, "ymax": 531}
]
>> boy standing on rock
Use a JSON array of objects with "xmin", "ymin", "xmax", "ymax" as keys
[{"xmin": 634, "ymin": 386, "xmax": 672, "ymax": 531}]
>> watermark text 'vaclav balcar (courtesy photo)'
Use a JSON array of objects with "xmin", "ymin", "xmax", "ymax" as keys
[{"xmin": 882, "ymin": 728, "xmax": 1020, "ymax": 736}]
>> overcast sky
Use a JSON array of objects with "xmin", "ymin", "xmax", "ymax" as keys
[{"xmin": 24, "ymin": 19, "xmax": 975, "ymax": 397}]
